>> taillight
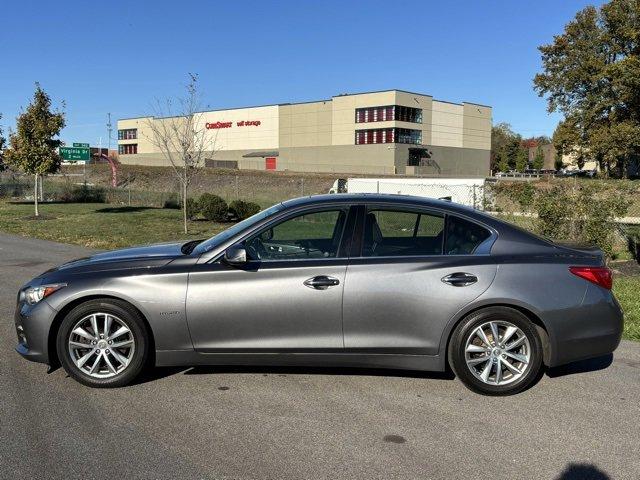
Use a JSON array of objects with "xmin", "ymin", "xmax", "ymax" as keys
[{"xmin": 569, "ymin": 266, "xmax": 613, "ymax": 290}]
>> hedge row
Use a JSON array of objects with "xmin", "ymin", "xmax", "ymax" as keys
[{"xmin": 165, "ymin": 194, "xmax": 261, "ymax": 222}]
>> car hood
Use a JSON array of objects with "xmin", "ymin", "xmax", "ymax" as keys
[{"xmin": 41, "ymin": 241, "xmax": 187, "ymax": 276}]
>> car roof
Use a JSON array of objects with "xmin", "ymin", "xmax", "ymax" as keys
[{"xmin": 282, "ymin": 193, "xmax": 483, "ymax": 217}]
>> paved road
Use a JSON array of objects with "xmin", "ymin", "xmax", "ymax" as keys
[{"xmin": 1, "ymin": 232, "xmax": 639, "ymax": 480}]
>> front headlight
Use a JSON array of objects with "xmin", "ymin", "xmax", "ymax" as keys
[{"xmin": 23, "ymin": 284, "xmax": 67, "ymax": 305}]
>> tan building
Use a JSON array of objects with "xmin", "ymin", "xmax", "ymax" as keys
[{"xmin": 117, "ymin": 89, "xmax": 492, "ymax": 176}]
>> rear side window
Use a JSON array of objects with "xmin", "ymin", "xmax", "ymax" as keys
[
  {"xmin": 363, "ymin": 209, "xmax": 445, "ymax": 257},
  {"xmin": 444, "ymin": 215, "xmax": 491, "ymax": 255}
]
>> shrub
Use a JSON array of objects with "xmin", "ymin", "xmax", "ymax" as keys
[
  {"xmin": 229, "ymin": 199, "xmax": 261, "ymax": 220},
  {"xmin": 198, "ymin": 193, "xmax": 228, "ymax": 222},
  {"xmin": 532, "ymin": 181, "xmax": 629, "ymax": 258},
  {"xmin": 185, "ymin": 197, "xmax": 199, "ymax": 220},
  {"xmin": 494, "ymin": 179, "xmax": 631, "ymax": 258},
  {"xmin": 164, "ymin": 196, "xmax": 198, "ymax": 219},
  {"xmin": 59, "ymin": 183, "xmax": 106, "ymax": 203},
  {"xmin": 163, "ymin": 195, "xmax": 180, "ymax": 209}
]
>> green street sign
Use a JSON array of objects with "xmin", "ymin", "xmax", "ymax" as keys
[
  {"xmin": 60, "ymin": 146, "xmax": 90, "ymax": 161},
  {"xmin": 73, "ymin": 142, "xmax": 90, "ymax": 148}
]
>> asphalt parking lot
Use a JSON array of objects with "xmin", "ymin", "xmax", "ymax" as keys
[{"xmin": 1, "ymin": 232, "xmax": 639, "ymax": 480}]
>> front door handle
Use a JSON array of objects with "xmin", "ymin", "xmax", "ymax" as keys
[
  {"xmin": 304, "ymin": 276, "xmax": 340, "ymax": 290},
  {"xmin": 441, "ymin": 272, "xmax": 478, "ymax": 287}
]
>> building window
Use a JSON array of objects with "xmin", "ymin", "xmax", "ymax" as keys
[
  {"xmin": 118, "ymin": 129, "xmax": 137, "ymax": 140},
  {"xmin": 396, "ymin": 128, "xmax": 422, "ymax": 144},
  {"xmin": 355, "ymin": 105, "xmax": 422, "ymax": 124},
  {"xmin": 355, "ymin": 128, "xmax": 421, "ymax": 145},
  {"xmin": 118, "ymin": 144, "xmax": 138, "ymax": 155}
]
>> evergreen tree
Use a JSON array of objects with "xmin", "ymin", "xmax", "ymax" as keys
[{"xmin": 533, "ymin": 146, "xmax": 545, "ymax": 170}]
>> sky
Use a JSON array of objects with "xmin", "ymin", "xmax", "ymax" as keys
[{"xmin": 0, "ymin": 0, "xmax": 606, "ymax": 147}]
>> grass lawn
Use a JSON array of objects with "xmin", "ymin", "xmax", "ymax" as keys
[
  {"xmin": 614, "ymin": 276, "xmax": 640, "ymax": 342},
  {"xmin": 0, "ymin": 201, "xmax": 226, "ymax": 250}
]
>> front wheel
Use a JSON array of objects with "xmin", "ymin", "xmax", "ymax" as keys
[
  {"xmin": 56, "ymin": 299, "xmax": 149, "ymax": 388},
  {"xmin": 448, "ymin": 307, "xmax": 543, "ymax": 396}
]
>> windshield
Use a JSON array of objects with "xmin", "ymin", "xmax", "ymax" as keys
[{"xmin": 192, "ymin": 204, "xmax": 284, "ymax": 255}]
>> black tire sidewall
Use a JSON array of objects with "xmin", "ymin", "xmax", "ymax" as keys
[
  {"xmin": 449, "ymin": 307, "xmax": 543, "ymax": 396},
  {"xmin": 56, "ymin": 299, "xmax": 148, "ymax": 388}
]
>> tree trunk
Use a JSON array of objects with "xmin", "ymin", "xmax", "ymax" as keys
[
  {"xmin": 34, "ymin": 174, "xmax": 39, "ymax": 217},
  {"xmin": 182, "ymin": 178, "xmax": 188, "ymax": 235}
]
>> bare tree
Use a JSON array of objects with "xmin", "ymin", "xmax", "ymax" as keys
[{"xmin": 145, "ymin": 74, "xmax": 217, "ymax": 234}]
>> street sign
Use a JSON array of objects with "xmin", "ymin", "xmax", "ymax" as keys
[
  {"xmin": 60, "ymin": 146, "xmax": 90, "ymax": 161},
  {"xmin": 73, "ymin": 142, "xmax": 90, "ymax": 148}
]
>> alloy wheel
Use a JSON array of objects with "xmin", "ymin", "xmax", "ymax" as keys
[
  {"xmin": 464, "ymin": 320, "xmax": 531, "ymax": 386},
  {"xmin": 67, "ymin": 312, "xmax": 136, "ymax": 379}
]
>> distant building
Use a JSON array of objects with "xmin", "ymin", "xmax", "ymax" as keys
[{"xmin": 117, "ymin": 89, "xmax": 492, "ymax": 176}]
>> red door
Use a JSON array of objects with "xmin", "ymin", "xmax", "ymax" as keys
[{"xmin": 265, "ymin": 157, "xmax": 276, "ymax": 170}]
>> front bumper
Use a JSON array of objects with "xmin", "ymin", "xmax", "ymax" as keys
[{"xmin": 14, "ymin": 299, "xmax": 58, "ymax": 364}]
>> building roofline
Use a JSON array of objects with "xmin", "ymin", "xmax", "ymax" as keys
[
  {"xmin": 462, "ymin": 101, "xmax": 492, "ymax": 108},
  {"xmin": 117, "ymin": 89, "xmax": 490, "ymax": 122}
]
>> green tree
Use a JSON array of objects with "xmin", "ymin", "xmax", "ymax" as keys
[
  {"xmin": 491, "ymin": 123, "xmax": 519, "ymax": 173},
  {"xmin": 515, "ymin": 145, "xmax": 529, "ymax": 172},
  {"xmin": 503, "ymin": 137, "xmax": 523, "ymax": 171},
  {"xmin": 4, "ymin": 84, "xmax": 65, "ymax": 216},
  {"xmin": 534, "ymin": 0, "xmax": 640, "ymax": 177},
  {"xmin": 533, "ymin": 145, "xmax": 545, "ymax": 170}
]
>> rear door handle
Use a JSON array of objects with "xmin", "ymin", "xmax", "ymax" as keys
[
  {"xmin": 304, "ymin": 276, "xmax": 340, "ymax": 290},
  {"xmin": 441, "ymin": 272, "xmax": 478, "ymax": 287}
]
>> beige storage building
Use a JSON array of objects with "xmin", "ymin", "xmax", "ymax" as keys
[{"xmin": 117, "ymin": 89, "xmax": 492, "ymax": 176}]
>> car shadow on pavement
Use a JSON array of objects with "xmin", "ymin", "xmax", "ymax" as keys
[
  {"xmin": 181, "ymin": 365, "xmax": 457, "ymax": 381},
  {"xmin": 545, "ymin": 354, "xmax": 613, "ymax": 378},
  {"xmin": 131, "ymin": 354, "xmax": 613, "ymax": 386},
  {"xmin": 131, "ymin": 366, "xmax": 192, "ymax": 385},
  {"xmin": 555, "ymin": 463, "xmax": 610, "ymax": 480}
]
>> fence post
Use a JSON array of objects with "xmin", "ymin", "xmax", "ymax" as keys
[
  {"xmin": 301, "ymin": 178, "xmax": 305, "ymax": 197},
  {"xmin": 376, "ymin": 181, "xmax": 380, "ymax": 193},
  {"xmin": 473, "ymin": 185, "xmax": 477, "ymax": 209},
  {"xmin": 127, "ymin": 173, "xmax": 131, "ymax": 206},
  {"xmin": 235, "ymin": 175, "xmax": 239, "ymax": 199}
]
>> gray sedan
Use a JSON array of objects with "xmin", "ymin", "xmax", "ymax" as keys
[{"xmin": 14, "ymin": 194, "xmax": 623, "ymax": 395}]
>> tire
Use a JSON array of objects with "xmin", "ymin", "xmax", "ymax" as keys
[
  {"xmin": 56, "ymin": 299, "xmax": 149, "ymax": 388},
  {"xmin": 448, "ymin": 307, "xmax": 543, "ymax": 396}
]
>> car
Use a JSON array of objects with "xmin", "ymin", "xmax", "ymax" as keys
[{"xmin": 14, "ymin": 194, "xmax": 623, "ymax": 395}]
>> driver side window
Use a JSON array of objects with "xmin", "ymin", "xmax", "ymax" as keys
[{"xmin": 245, "ymin": 209, "xmax": 347, "ymax": 261}]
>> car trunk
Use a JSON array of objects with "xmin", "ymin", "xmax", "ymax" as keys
[{"xmin": 552, "ymin": 241, "xmax": 605, "ymax": 265}]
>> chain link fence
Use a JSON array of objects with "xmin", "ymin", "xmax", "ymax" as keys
[{"xmin": 1, "ymin": 167, "xmax": 638, "ymax": 259}]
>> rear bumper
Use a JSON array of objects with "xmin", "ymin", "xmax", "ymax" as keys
[
  {"xmin": 14, "ymin": 300, "xmax": 57, "ymax": 365},
  {"xmin": 548, "ymin": 287, "xmax": 624, "ymax": 367}
]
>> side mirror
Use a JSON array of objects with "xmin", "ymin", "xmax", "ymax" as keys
[{"xmin": 223, "ymin": 245, "xmax": 247, "ymax": 265}]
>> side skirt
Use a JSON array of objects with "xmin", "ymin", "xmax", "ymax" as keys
[{"xmin": 155, "ymin": 350, "xmax": 446, "ymax": 372}]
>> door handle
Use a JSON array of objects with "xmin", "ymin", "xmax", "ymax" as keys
[
  {"xmin": 304, "ymin": 276, "xmax": 340, "ymax": 290},
  {"xmin": 441, "ymin": 272, "xmax": 478, "ymax": 287}
]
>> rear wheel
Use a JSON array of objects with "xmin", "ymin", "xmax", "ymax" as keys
[
  {"xmin": 449, "ymin": 307, "xmax": 543, "ymax": 396},
  {"xmin": 56, "ymin": 299, "xmax": 148, "ymax": 388}
]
